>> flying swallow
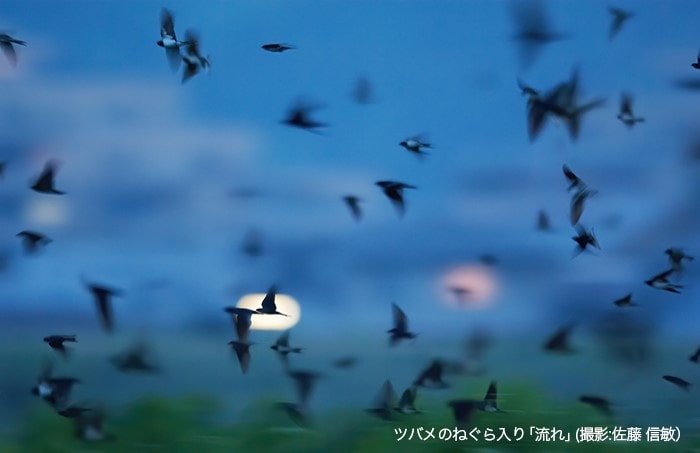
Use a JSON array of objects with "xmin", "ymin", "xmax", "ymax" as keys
[
  {"xmin": 376, "ymin": 181, "xmax": 416, "ymax": 217},
  {"xmin": 229, "ymin": 340, "xmax": 253, "ymax": 374},
  {"xmin": 73, "ymin": 407, "xmax": 114, "ymax": 442},
  {"xmin": 275, "ymin": 402, "xmax": 312, "ymax": 429},
  {"xmin": 156, "ymin": 8, "xmax": 188, "ymax": 72},
  {"xmin": 43, "ymin": 335, "xmax": 77, "ymax": 358},
  {"xmin": 342, "ymin": 195, "xmax": 363, "ymax": 222},
  {"xmin": 366, "ymin": 380, "xmax": 398, "ymax": 421},
  {"xmin": 510, "ymin": 0, "xmax": 567, "ymax": 69},
  {"xmin": 663, "ymin": 375, "xmax": 691, "ymax": 391},
  {"xmin": 0, "ymin": 161, "xmax": 6, "ymax": 178},
  {"xmin": 271, "ymin": 331, "xmax": 304, "ymax": 359},
  {"xmin": 570, "ymin": 188, "xmax": 596, "ymax": 226},
  {"xmin": 387, "ymin": 302, "xmax": 417, "ymax": 346},
  {"xmin": 224, "ymin": 307, "xmax": 257, "ymax": 343},
  {"xmin": 543, "ymin": 324, "xmax": 576, "ymax": 353},
  {"xmin": 83, "ymin": 280, "xmax": 122, "ymax": 332},
  {"xmin": 479, "ymin": 380, "xmax": 504, "ymax": 412},
  {"xmin": 645, "ymin": 269, "xmax": 682, "ymax": 294},
  {"xmin": 608, "ymin": 7, "xmax": 633, "ymax": 41},
  {"xmin": 665, "ymin": 248, "xmax": 694, "ymax": 273},
  {"xmin": 0, "ymin": 33, "xmax": 26, "ymax": 67},
  {"xmin": 242, "ymin": 228, "xmax": 264, "ymax": 258},
  {"xmin": 395, "ymin": 386, "xmax": 420, "ymax": 414},
  {"xmin": 613, "ymin": 293, "xmax": 638, "ymax": 308},
  {"xmin": 572, "ymin": 224, "xmax": 600, "ymax": 256},
  {"xmin": 281, "ymin": 101, "xmax": 328, "ymax": 132},
  {"xmin": 181, "ymin": 30, "xmax": 210, "ymax": 84},
  {"xmin": 16, "ymin": 230, "xmax": 51, "ymax": 255},
  {"xmin": 262, "ymin": 43, "xmax": 295, "ymax": 52},
  {"xmin": 617, "ymin": 93, "xmax": 645, "ymax": 127},
  {"xmin": 31, "ymin": 363, "xmax": 81, "ymax": 410},
  {"xmin": 58, "ymin": 406, "xmax": 92, "ymax": 419},
  {"xmin": 517, "ymin": 78, "xmax": 539, "ymax": 98},
  {"xmin": 579, "ymin": 395, "xmax": 613, "ymax": 417},
  {"xmin": 332, "ymin": 356, "xmax": 358, "ymax": 369},
  {"xmin": 110, "ymin": 340, "xmax": 160, "ymax": 374},
  {"xmin": 288, "ymin": 370, "xmax": 322, "ymax": 408},
  {"xmin": 399, "ymin": 136, "xmax": 432, "ymax": 158},
  {"xmin": 31, "ymin": 160, "xmax": 65, "ymax": 194},
  {"xmin": 447, "ymin": 399, "xmax": 479, "ymax": 428},
  {"xmin": 693, "ymin": 49, "xmax": 700, "ymax": 69},
  {"xmin": 414, "ymin": 360, "xmax": 449, "ymax": 389},
  {"xmin": 689, "ymin": 347, "xmax": 700, "ymax": 363},
  {"xmin": 562, "ymin": 164, "xmax": 588, "ymax": 192},
  {"xmin": 256, "ymin": 286, "xmax": 287, "ymax": 316},
  {"xmin": 536, "ymin": 209, "xmax": 552, "ymax": 231},
  {"xmin": 352, "ymin": 76, "xmax": 374, "ymax": 104}
]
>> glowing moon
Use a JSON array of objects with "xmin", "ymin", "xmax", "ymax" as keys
[
  {"xmin": 442, "ymin": 265, "xmax": 498, "ymax": 309},
  {"xmin": 236, "ymin": 293, "xmax": 301, "ymax": 330}
]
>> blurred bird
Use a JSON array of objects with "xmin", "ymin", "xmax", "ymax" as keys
[
  {"xmin": 479, "ymin": 381, "xmax": 504, "ymax": 412},
  {"xmin": 608, "ymin": 7, "xmax": 633, "ymax": 41},
  {"xmin": 572, "ymin": 224, "xmax": 600, "ymax": 256},
  {"xmin": 31, "ymin": 363, "xmax": 81, "ymax": 410},
  {"xmin": 156, "ymin": 8, "xmax": 188, "ymax": 72},
  {"xmin": 543, "ymin": 324, "xmax": 576, "ymax": 353},
  {"xmin": 517, "ymin": 78, "xmax": 539, "ymax": 98},
  {"xmin": 73, "ymin": 407, "xmax": 114, "ymax": 442},
  {"xmin": 449, "ymin": 286, "xmax": 473, "ymax": 305},
  {"xmin": 645, "ymin": 269, "xmax": 682, "ymax": 294},
  {"xmin": 387, "ymin": 302, "xmax": 417, "ymax": 346},
  {"xmin": 43, "ymin": 335, "xmax": 77, "ymax": 358},
  {"xmin": 376, "ymin": 181, "xmax": 416, "ymax": 217},
  {"xmin": 332, "ymin": 356, "xmax": 358, "ymax": 369},
  {"xmin": 579, "ymin": 395, "xmax": 613, "ymax": 417},
  {"xmin": 414, "ymin": 360, "xmax": 449, "ymax": 389},
  {"xmin": 0, "ymin": 33, "xmax": 26, "ymax": 67},
  {"xmin": 281, "ymin": 101, "xmax": 328, "ymax": 133},
  {"xmin": 352, "ymin": 76, "xmax": 374, "ymax": 104},
  {"xmin": 83, "ymin": 280, "xmax": 122, "ymax": 332},
  {"xmin": 510, "ymin": 0, "xmax": 567, "ymax": 69},
  {"xmin": 16, "ymin": 230, "xmax": 51, "ymax": 255},
  {"xmin": 342, "ymin": 195, "xmax": 363, "ymax": 222},
  {"xmin": 395, "ymin": 386, "xmax": 420, "ymax": 414},
  {"xmin": 663, "ymin": 375, "xmax": 692, "ymax": 391},
  {"xmin": 536, "ymin": 209, "xmax": 552, "ymax": 231},
  {"xmin": 110, "ymin": 340, "xmax": 160, "ymax": 374},
  {"xmin": 399, "ymin": 135, "xmax": 432, "ymax": 158},
  {"xmin": 570, "ymin": 188, "xmax": 597, "ymax": 226},
  {"xmin": 617, "ymin": 92, "xmax": 645, "ymax": 127},
  {"xmin": 366, "ymin": 380, "xmax": 398, "ymax": 421},
  {"xmin": 58, "ymin": 406, "xmax": 92, "ymax": 419},
  {"xmin": 224, "ymin": 307, "xmax": 257, "ymax": 343},
  {"xmin": 271, "ymin": 331, "xmax": 304, "ymax": 366},
  {"xmin": 31, "ymin": 160, "xmax": 65, "ymax": 194},
  {"xmin": 689, "ymin": 347, "xmax": 700, "ymax": 363},
  {"xmin": 693, "ymin": 49, "xmax": 700, "ymax": 69},
  {"xmin": 562, "ymin": 164, "xmax": 588, "ymax": 192},
  {"xmin": 665, "ymin": 248, "xmax": 694, "ymax": 273},
  {"xmin": 262, "ymin": 43, "xmax": 295, "ymax": 52},
  {"xmin": 256, "ymin": 285, "xmax": 287, "ymax": 316},
  {"xmin": 447, "ymin": 399, "xmax": 479, "ymax": 428},
  {"xmin": 229, "ymin": 341, "xmax": 253, "ymax": 374},
  {"xmin": 288, "ymin": 370, "xmax": 322, "ymax": 408},
  {"xmin": 275, "ymin": 402, "xmax": 312, "ymax": 429},
  {"xmin": 613, "ymin": 293, "xmax": 638, "ymax": 308},
  {"xmin": 242, "ymin": 228, "xmax": 264, "ymax": 258},
  {"xmin": 181, "ymin": 30, "xmax": 210, "ymax": 84},
  {"xmin": 0, "ymin": 161, "xmax": 6, "ymax": 178}
]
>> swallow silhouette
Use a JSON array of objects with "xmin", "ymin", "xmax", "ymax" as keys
[
  {"xmin": 543, "ymin": 324, "xmax": 576, "ymax": 353},
  {"xmin": 399, "ymin": 136, "xmax": 432, "ymax": 158},
  {"xmin": 693, "ymin": 49, "xmax": 700, "ymax": 69},
  {"xmin": 395, "ymin": 386, "xmax": 420, "ymax": 414},
  {"xmin": 0, "ymin": 161, "xmax": 5, "ymax": 178},
  {"xmin": 690, "ymin": 347, "xmax": 700, "ymax": 363},
  {"xmin": 229, "ymin": 340, "xmax": 253, "ymax": 374},
  {"xmin": 83, "ymin": 280, "xmax": 122, "ymax": 333},
  {"xmin": 613, "ymin": 293, "xmax": 638, "ymax": 308},
  {"xmin": 447, "ymin": 399, "xmax": 479, "ymax": 428},
  {"xmin": 342, "ymin": 195, "xmax": 363, "ymax": 222},
  {"xmin": 31, "ymin": 363, "xmax": 81, "ymax": 411},
  {"xmin": 275, "ymin": 402, "xmax": 312, "ymax": 429},
  {"xmin": 73, "ymin": 407, "xmax": 114, "ymax": 442},
  {"xmin": 387, "ymin": 302, "xmax": 417, "ymax": 346},
  {"xmin": 665, "ymin": 248, "xmax": 694, "ymax": 273},
  {"xmin": 517, "ymin": 78, "xmax": 540, "ymax": 98},
  {"xmin": 0, "ymin": 33, "xmax": 26, "ymax": 67},
  {"xmin": 224, "ymin": 307, "xmax": 257, "ymax": 343},
  {"xmin": 256, "ymin": 285, "xmax": 287, "ymax": 316},
  {"xmin": 156, "ymin": 8, "xmax": 188, "ymax": 72},
  {"xmin": 366, "ymin": 379, "xmax": 398, "ymax": 421},
  {"xmin": 536, "ymin": 209, "xmax": 552, "ymax": 231},
  {"xmin": 31, "ymin": 160, "xmax": 65, "ymax": 194},
  {"xmin": 43, "ymin": 335, "xmax": 77, "ymax": 358},
  {"xmin": 570, "ymin": 188, "xmax": 597, "ymax": 226},
  {"xmin": 181, "ymin": 30, "xmax": 210, "ymax": 84},
  {"xmin": 510, "ymin": 0, "xmax": 567, "ymax": 69},
  {"xmin": 572, "ymin": 224, "xmax": 600, "ymax": 256},
  {"xmin": 562, "ymin": 164, "xmax": 588, "ymax": 192},
  {"xmin": 645, "ymin": 269, "xmax": 682, "ymax": 294},
  {"xmin": 288, "ymin": 370, "xmax": 322, "ymax": 408},
  {"xmin": 262, "ymin": 43, "xmax": 295, "ymax": 52},
  {"xmin": 281, "ymin": 101, "xmax": 328, "ymax": 133},
  {"xmin": 579, "ymin": 395, "xmax": 613, "ymax": 417},
  {"xmin": 271, "ymin": 331, "xmax": 304, "ymax": 359},
  {"xmin": 414, "ymin": 360, "xmax": 449, "ymax": 388},
  {"xmin": 479, "ymin": 380, "xmax": 505, "ymax": 412},
  {"xmin": 110, "ymin": 340, "xmax": 160, "ymax": 374},
  {"xmin": 617, "ymin": 92, "xmax": 645, "ymax": 127},
  {"xmin": 608, "ymin": 7, "xmax": 633, "ymax": 41},
  {"xmin": 663, "ymin": 375, "xmax": 691, "ymax": 391},
  {"xmin": 352, "ymin": 76, "xmax": 374, "ymax": 104},
  {"xmin": 58, "ymin": 406, "xmax": 92, "ymax": 419},
  {"xmin": 16, "ymin": 230, "xmax": 52, "ymax": 255},
  {"xmin": 376, "ymin": 181, "xmax": 416, "ymax": 217}
]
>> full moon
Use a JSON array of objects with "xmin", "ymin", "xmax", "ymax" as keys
[
  {"xmin": 236, "ymin": 293, "xmax": 301, "ymax": 330},
  {"xmin": 441, "ymin": 265, "xmax": 498, "ymax": 309}
]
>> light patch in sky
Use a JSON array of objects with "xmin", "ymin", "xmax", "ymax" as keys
[
  {"xmin": 25, "ymin": 197, "xmax": 70, "ymax": 226},
  {"xmin": 236, "ymin": 293, "xmax": 301, "ymax": 330},
  {"xmin": 442, "ymin": 265, "xmax": 498, "ymax": 309}
]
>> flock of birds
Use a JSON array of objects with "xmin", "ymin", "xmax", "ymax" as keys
[{"xmin": 1, "ymin": 0, "xmax": 700, "ymax": 446}]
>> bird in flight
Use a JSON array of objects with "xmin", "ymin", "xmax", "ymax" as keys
[
  {"xmin": 645, "ymin": 269, "xmax": 682, "ymax": 294},
  {"xmin": 156, "ymin": 8, "xmax": 188, "ymax": 72},
  {"xmin": 608, "ymin": 7, "xmax": 634, "ymax": 41},
  {"xmin": 110, "ymin": 340, "xmax": 161, "ymax": 374},
  {"xmin": 663, "ymin": 375, "xmax": 692, "ymax": 391},
  {"xmin": 224, "ymin": 307, "xmax": 257, "ymax": 343},
  {"xmin": 399, "ymin": 135, "xmax": 432, "ymax": 159},
  {"xmin": 579, "ymin": 395, "xmax": 613, "ymax": 417},
  {"xmin": 256, "ymin": 285, "xmax": 287, "ymax": 316},
  {"xmin": 0, "ymin": 33, "xmax": 26, "ymax": 67},
  {"xmin": 83, "ymin": 280, "xmax": 122, "ymax": 332},
  {"xmin": 43, "ymin": 335, "xmax": 77, "ymax": 358},
  {"xmin": 366, "ymin": 379, "xmax": 398, "ymax": 421},
  {"xmin": 16, "ymin": 230, "xmax": 52, "ymax": 255},
  {"xmin": 617, "ymin": 92, "xmax": 645, "ymax": 128},
  {"xmin": 665, "ymin": 248, "xmax": 693, "ymax": 273},
  {"xmin": 387, "ymin": 302, "xmax": 417, "ymax": 346},
  {"xmin": 613, "ymin": 293, "xmax": 638, "ymax": 308},
  {"xmin": 262, "ymin": 43, "xmax": 295, "ymax": 53},
  {"xmin": 543, "ymin": 324, "xmax": 576, "ymax": 353},
  {"xmin": 572, "ymin": 224, "xmax": 600, "ymax": 256},
  {"xmin": 181, "ymin": 30, "xmax": 210, "ymax": 84},
  {"xmin": 414, "ymin": 360, "xmax": 449, "ymax": 389},
  {"xmin": 510, "ymin": 0, "xmax": 567, "ymax": 70},
  {"xmin": 31, "ymin": 160, "xmax": 65, "ymax": 194},
  {"xmin": 281, "ymin": 101, "xmax": 328, "ymax": 133},
  {"xmin": 229, "ymin": 340, "xmax": 253, "ymax": 374},
  {"xmin": 342, "ymin": 195, "xmax": 363, "ymax": 222},
  {"xmin": 376, "ymin": 181, "xmax": 416, "ymax": 217},
  {"xmin": 693, "ymin": 49, "xmax": 700, "ymax": 69}
]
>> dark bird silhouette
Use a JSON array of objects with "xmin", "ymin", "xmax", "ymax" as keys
[
  {"xmin": 288, "ymin": 370, "xmax": 322, "ymax": 408},
  {"xmin": 543, "ymin": 324, "xmax": 576, "ymax": 353},
  {"xmin": 572, "ymin": 224, "xmax": 600, "ymax": 256},
  {"xmin": 645, "ymin": 269, "xmax": 682, "ymax": 294},
  {"xmin": 110, "ymin": 340, "xmax": 160, "ymax": 374},
  {"xmin": 617, "ymin": 92, "xmax": 645, "ymax": 127},
  {"xmin": 447, "ymin": 400, "xmax": 479, "ymax": 428},
  {"xmin": 242, "ymin": 228, "xmax": 264, "ymax": 258},
  {"xmin": 352, "ymin": 76, "xmax": 374, "ymax": 104},
  {"xmin": 281, "ymin": 101, "xmax": 328, "ymax": 133},
  {"xmin": 31, "ymin": 160, "xmax": 65, "ymax": 194},
  {"xmin": 510, "ymin": 0, "xmax": 567, "ymax": 69},
  {"xmin": 271, "ymin": 331, "xmax": 304, "ymax": 360},
  {"xmin": 229, "ymin": 340, "xmax": 252, "ymax": 374},
  {"xmin": 387, "ymin": 302, "xmax": 417, "ymax": 346},
  {"xmin": 275, "ymin": 402, "xmax": 312, "ymax": 429},
  {"xmin": 58, "ymin": 406, "xmax": 92, "ymax": 419},
  {"xmin": 693, "ymin": 49, "xmax": 700, "ymax": 69},
  {"xmin": 395, "ymin": 386, "xmax": 420, "ymax": 414},
  {"xmin": 665, "ymin": 248, "xmax": 694, "ymax": 273},
  {"xmin": 536, "ymin": 209, "xmax": 552, "ymax": 231},
  {"xmin": 376, "ymin": 181, "xmax": 416, "ymax": 217},
  {"xmin": 663, "ymin": 375, "xmax": 692, "ymax": 391},
  {"xmin": 562, "ymin": 164, "xmax": 587, "ymax": 192},
  {"xmin": 181, "ymin": 30, "xmax": 210, "ymax": 84},
  {"xmin": 31, "ymin": 363, "xmax": 81, "ymax": 410},
  {"xmin": 83, "ymin": 280, "xmax": 122, "ymax": 333},
  {"xmin": 366, "ymin": 380, "xmax": 398, "ymax": 421},
  {"xmin": 332, "ymin": 356, "xmax": 358, "ymax": 369},
  {"xmin": 449, "ymin": 285, "xmax": 473, "ymax": 305},
  {"xmin": 399, "ymin": 136, "xmax": 432, "ymax": 158},
  {"xmin": 579, "ymin": 395, "xmax": 613, "ymax": 417},
  {"xmin": 414, "ymin": 359, "xmax": 449, "ymax": 389},
  {"xmin": 156, "ymin": 8, "xmax": 188, "ymax": 72},
  {"xmin": 613, "ymin": 293, "xmax": 638, "ymax": 308},
  {"xmin": 0, "ymin": 33, "xmax": 26, "ymax": 67},
  {"xmin": 262, "ymin": 43, "xmax": 295, "ymax": 52},
  {"xmin": 518, "ymin": 78, "xmax": 539, "ymax": 98},
  {"xmin": 479, "ymin": 380, "xmax": 504, "ymax": 412},
  {"xmin": 16, "ymin": 230, "xmax": 51, "ymax": 255},
  {"xmin": 224, "ymin": 307, "xmax": 257, "ymax": 342},
  {"xmin": 256, "ymin": 285, "xmax": 287, "ymax": 316},
  {"xmin": 73, "ymin": 407, "xmax": 114, "ymax": 442},
  {"xmin": 608, "ymin": 7, "xmax": 633, "ymax": 41},
  {"xmin": 570, "ymin": 188, "xmax": 597, "ymax": 226},
  {"xmin": 43, "ymin": 335, "xmax": 77, "ymax": 358},
  {"xmin": 689, "ymin": 347, "xmax": 700, "ymax": 363},
  {"xmin": 342, "ymin": 195, "xmax": 363, "ymax": 222}
]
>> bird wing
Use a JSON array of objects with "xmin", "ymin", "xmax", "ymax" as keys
[
  {"xmin": 484, "ymin": 381, "xmax": 498, "ymax": 406},
  {"xmin": 96, "ymin": 294, "xmax": 113, "ymax": 332},
  {"xmin": 261, "ymin": 286, "xmax": 277, "ymax": 312},
  {"xmin": 160, "ymin": 8, "xmax": 176, "ymax": 39},
  {"xmin": 391, "ymin": 303, "xmax": 408, "ymax": 332},
  {"xmin": 0, "ymin": 41, "xmax": 17, "ymax": 66},
  {"xmin": 620, "ymin": 93, "xmax": 633, "ymax": 116}
]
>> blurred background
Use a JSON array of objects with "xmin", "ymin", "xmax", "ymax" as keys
[{"xmin": 1, "ymin": 0, "xmax": 700, "ymax": 450}]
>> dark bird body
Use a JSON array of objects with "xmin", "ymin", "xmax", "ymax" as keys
[
  {"xmin": 399, "ymin": 136, "xmax": 432, "ymax": 158},
  {"xmin": 44, "ymin": 335, "xmax": 77, "ymax": 357},
  {"xmin": 447, "ymin": 400, "xmax": 479, "ymax": 427},
  {"xmin": 693, "ymin": 49, "xmax": 700, "ymax": 69},
  {"xmin": 510, "ymin": 0, "xmax": 567, "ymax": 69},
  {"xmin": 31, "ymin": 363, "xmax": 81, "ymax": 410},
  {"xmin": 617, "ymin": 92, "xmax": 645, "ymax": 127},
  {"xmin": 262, "ymin": 43, "xmax": 295, "ymax": 52},
  {"xmin": 110, "ymin": 341, "xmax": 160, "ymax": 374},
  {"xmin": 579, "ymin": 395, "xmax": 613, "ymax": 417},
  {"xmin": 342, "ymin": 195, "xmax": 362, "ymax": 222},
  {"xmin": 84, "ymin": 281, "xmax": 122, "ymax": 332},
  {"xmin": 366, "ymin": 380, "xmax": 398, "ymax": 421},
  {"xmin": 572, "ymin": 224, "xmax": 600, "ymax": 255},
  {"xmin": 256, "ymin": 286, "xmax": 287, "ymax": 316},
  {"xmin": 608, "ymin": 7, "xmax": 633, "ymax": 41},
  {"xmin": 376, "ymin": 181, "xmax": 416, "ymax": 217},
  {"xmin": 414, "ymin": 360, "xmax": 449, "ymax": 389},
  {"xmin": 666, "ymin": 248, "xmax": 694, "ymax": 273},
  {"xmin": 689, "ymin": 348, "xmax": 700, "ymax": 363},
  {"xmin": 536, "ymin": 209, "xmax": 551, "ymax": 231},
  {"xmin": 281, "ymin": 102, "xmax": 327, "ymax": 132},
  {"xmin": 16, "ymin": 230, "xmax": 51, "ymax": 255},
  {"xmin": 224, "ymin": 307, "xmax": 257, "ymax": 342},
  {"xmin": 395, "ymin": 386, "xmax": 420, "ymax": 414},
  {"xmin": 0, "ymin": 33, "xmax": 26, "ymax": 67},
  {"xmin": 156, "ymin": 8, "xmax": 188, "ymax": 72},
  {"xmin": 31, "ymin": 160, "xmax": 65, "ymax": 194},
  {"xmin": 271, "ymin": 331, "xmax": 304, "ymax": 358},
  {"xmin": 543, "ymin": 324, "xmax": 576, "ymax": 353},
  {"xmin": 663, "ymin": 375, "xmax": 691, "ymax": 391},
  {"xmin": 229, "ymin": 340, "xmax": 252, "ymax": 374},
  {"xmin": 181, "ymin": 30, "xmax": 210, "ymax": 83},
  {"xmin": 645, "ymin": 269, "xmax": 682, "ymax": 294},
  {"xmin": 613, "ymin": 293, "xmax": 638, "ymax": 308},
  {"xmin": 387, "ymin": 302, "xmax": 417, "ymax": 346}
]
